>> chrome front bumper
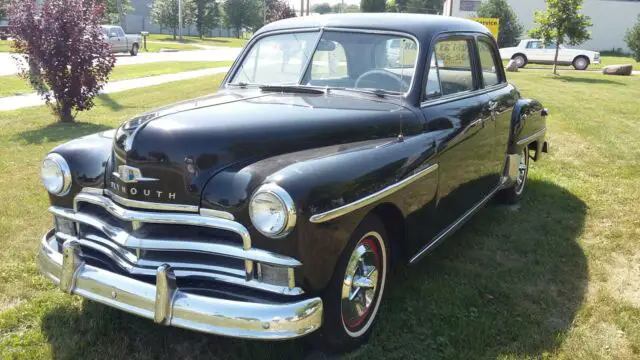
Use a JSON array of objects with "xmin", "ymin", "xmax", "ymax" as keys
[{"xmin": 37, "ymin": 230, "xmax": 323, "ymax": 340}]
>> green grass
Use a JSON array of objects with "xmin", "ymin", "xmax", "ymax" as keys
[
  {"xmin": 0, "ymin": 61, "xmax": 232, "ymax": 98},
  {"xmin": 146, "ymin": 33, "xmax": 248, "ymax": 48},
  {"xmin": 143, "ymin": 41, "xmax": 201, "ymax": 52},
  {"xmin": 0, "ymin": 40, "xmax": 11, "ymax": 52},
  {"xmin": 1, "ymin": 71, "xmax": 640, "ymax": 359}
]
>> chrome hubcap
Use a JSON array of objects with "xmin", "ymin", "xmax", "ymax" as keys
[
  {"xmin": 515, "ymin": 56, "xmax": 524, "ymax": 66},
  {"xmin": 515, "ymin": 150, "xmax": 528, "ymax": 194},
  {"xmin": 341, "ymin": 234, "xmax": 382, "ymax": 331},
  {"xmin": 576, "ymin": 59, "xmax": 586, "ymax": 69}
]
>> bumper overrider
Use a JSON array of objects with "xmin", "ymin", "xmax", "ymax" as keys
[{"xmin": 36, "ymin": 192, "xmax": 323, "ymax": 340}]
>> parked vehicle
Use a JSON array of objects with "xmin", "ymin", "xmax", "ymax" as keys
[
  {"xmin": 37, "ymin": 14, "xmax": 548, "ymax": 351},
  {"xmin": 500, "ymin": 39, "xmax": 600, "ymax": 70},
  {"xmin": 101, "ymin": 25, "xmax": 140, "ymax": 56}
]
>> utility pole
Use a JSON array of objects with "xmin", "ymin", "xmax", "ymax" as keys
[
  {"xmin": 300, "ymin": 0, "xmax": 304, "ymax": 16},
  {"xmin": 178, "ymin": 0, "xmax": 183, "ymax": 41},
  {"xmin": 116, "ymin": 0, "xmax": 125, "ymax": 30},
  {"xmin": 306, "ymin": 0, "xmax": 309, "ymax": 15},
  {"xmin": 263, "ymin": 0, "xmax": 266, "ymax": 24},
  {"xmin": 341, "ymin": 0, "xmax": 344, "ymax": 13}
]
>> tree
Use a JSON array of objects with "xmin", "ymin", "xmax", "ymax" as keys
[
  {"xmin": 529, "ymin": 0, "xmax": 592, "ymax": 75},
  {"xmin": 0, "ymin": 0, "xmax": 7, "ymax": 19},
  {"xmin": 91, "ymin": 0, "xmax": 133, "ymax": 25},
  {"xmin": 403, "ymin": 0, "xmax": 442, "ymax": 14},
  {"xmin": 360, "ymin": 0, "xmax": 386, "ymax": 12},
  {"xmin": 625, "ymin": 15, "xmax": 640, "ymax": 62},
  {"xmin": 9, "ymin": 0, "xmax": 115, "ymax": 123},
  {"xmin": 312, "ymin": 2, "xmax": 332, "ymax": 14},
  {"xmin": 331, "ymin": 3, "xmax": 359, "ymax": 13},
  {"xmin": 151, "ymin": 0, "xmax": 196, "ymax": 39},
  {"xmin": 265, "ymin": 0, "xmax": 296, "ymax": 23},
  {"xmin": 222, "ymin": 0, "xmax": 260, "ymax": 37},
  {"xmin": 195, "ymin": 0, "xmax": 219, "ymax": 38},
  {"xmin": 476, "ymin": 0, "xmax": 523, "ymax": 48}
]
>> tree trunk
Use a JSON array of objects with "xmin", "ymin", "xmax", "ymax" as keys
[
  {"xmin": 58, "ymin": 103, "xmax": 74, "ymax": 123},
  {"xmin": 553, "ymin": 39, "xmax": 561, "ymax": 75},
  {"xmin": 173, "ymin": 28, "xmax": 177, "ymax": 40}
]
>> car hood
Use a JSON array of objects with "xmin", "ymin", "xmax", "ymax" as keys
[{"xmin": 107, "ymin": 89, "xmax": 416, "ymax": 207}]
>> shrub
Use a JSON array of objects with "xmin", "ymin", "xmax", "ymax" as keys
[
  {"xmin": 625, "ymin": 15, "xmax": 640, "ymax": 62},
  {"xmin": 9, "ymin": 0, "xmax": 115, "ymax": 122},
  {"xmin": 476, "ymin": 0, "xmax": 524, "ymax": 48}
]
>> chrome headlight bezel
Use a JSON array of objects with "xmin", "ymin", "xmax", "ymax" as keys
[
  {"xmin": 249, "ymin": 183, "xmax": 297, "ymax": 239},
  {"xmin": 40, "ymin": 153, "xmax": 72, "ymax": 196}
]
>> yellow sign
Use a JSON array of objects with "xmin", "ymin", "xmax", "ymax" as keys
[{"xmin": 472, "ymin": 18, "xmax": 500, "ymax": 40}]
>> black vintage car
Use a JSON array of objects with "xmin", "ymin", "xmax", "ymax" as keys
[{"xmin": 37, "ymin": 14, "xmax": 548, "ymax": 351}]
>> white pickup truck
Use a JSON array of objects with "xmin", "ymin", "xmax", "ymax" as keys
[
  {"xmin": 500, "ymin": 39, "xmax": 600, "ymax": 70},
  {"xmin": 101, "ymin": 25, "xmax": 140, "ymax": 56}
]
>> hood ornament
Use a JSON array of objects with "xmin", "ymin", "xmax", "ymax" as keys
[{"xmin": 113, "ymin": 165, "xmax": 159, "ymax": 184}]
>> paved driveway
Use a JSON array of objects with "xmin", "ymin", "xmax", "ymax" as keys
[{"xmin": 0, "ymin": 47, "xmax": 242, "ymax": 76}]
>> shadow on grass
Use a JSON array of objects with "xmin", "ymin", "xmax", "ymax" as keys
[
  {"xmin": 96, "ymin": 93, "xmax": 123, "ymax": 111},
  {"xmin": 15, "ymin": 122, "xmax": 113, "ymax": 145},
  {"xmin": 554, "ymin": 75, "xmax": 626, "ymax": 85},
  {"xmin": 40, "ymin": 180, "xmax": 586, "ymax": 360}
]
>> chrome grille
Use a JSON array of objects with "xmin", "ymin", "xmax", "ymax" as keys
[{"xmin": 49, "ymin": 190, "xmax": 303, "ymax": 295}]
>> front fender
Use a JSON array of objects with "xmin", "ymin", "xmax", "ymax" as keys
[
  {"xmin": 46, "ymin": 130, "xmax": 115, "ymax": 208},
  {"xmin": 202, "ymin": 133, "xmax": 439, "ymax": 291}
]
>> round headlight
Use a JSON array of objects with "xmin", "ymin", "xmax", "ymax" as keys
[
  {"xmin": 249, "ymin": 184, "xmax": 296, "ymax": 238},
  {"xmin": 40, "ymin": 153, "xmax": 72, "ymax": 196}
]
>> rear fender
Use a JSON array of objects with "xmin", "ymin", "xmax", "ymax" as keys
[{"xmin": 509, "ymin": 98, "xmax": 548, "ymax": 159}]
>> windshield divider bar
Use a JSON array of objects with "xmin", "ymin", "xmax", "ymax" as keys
[{"xmin": 298, "ymin": 28, "xmax": 325, "ymax": 86}]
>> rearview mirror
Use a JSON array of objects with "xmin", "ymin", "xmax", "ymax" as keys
[{"xmin": 316, "ymin": 40, "xmax": 336, "ymax": 52}]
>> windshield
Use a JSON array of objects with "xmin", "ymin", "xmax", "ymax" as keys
[{"xmin": 229, "ymin": 30, "xmax": 418, "ymax": 94}]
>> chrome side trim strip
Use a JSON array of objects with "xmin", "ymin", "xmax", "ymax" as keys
[
  {"xmin": 409, "ymin": 185, "xmax": 501, "ymax": 264},
  {"xmin": 50, "ymin": 206, "xmax": 302, "ymax": 268},
  {"xmin": 104, "ymin": 189, "xmax": 200, "ymax": 213},
  {"xmin": 200, "ymin": 208, "xmax": 235, "ymax": 221},
  {"xmin": 309, "ymin": 163, "xmax": 439, "ymax": 224},
  {"xmin": 38, "ymin": 233, "xmax": 322, "ymax": 339},
  {"xmin": 516, "ymin": 127, "xmax": 547, "ymax": 147}
]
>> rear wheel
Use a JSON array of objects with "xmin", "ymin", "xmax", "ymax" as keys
[
  {"xmin": 498, "ymin": 147, "xmax": 529, "ymax": 204},
  {"xmin": 318, "ymin": 214, "xmax": 389, "ymax": 352},
  {"xmin": 130, "ymin": 44, "xmax": 139, "ymax": 56},
  {"xmin": 573, "ymin": 56, "xmax": 589, "ymax": 70},
  {"xmin": 513, "ymin": 54, "xmax": 527, "ymax": 68}
]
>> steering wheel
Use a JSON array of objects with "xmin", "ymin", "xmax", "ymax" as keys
[{"xmin": 354, "ymin": 69, "xmax": 409, "ymax": 91}]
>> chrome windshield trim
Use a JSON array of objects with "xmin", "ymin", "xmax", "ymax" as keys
[
  {"xmin": 104, "ymin": 189, "xmax": 200, "ymax": 213},
  {"xmin": 50, "ymin": 205, "xmax": 301, "ymax": 267},
  {"xmin": 309, "ymin": 163, "xmax": 438, "ymax": 223},
  {"xmin": 516, "ymin": 127, "xmax": 547, "ymax": 147}
]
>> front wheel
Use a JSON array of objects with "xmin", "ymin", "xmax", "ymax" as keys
[
  {"xmin": 573, "ymin": 56, "xmax": 589, "ymax": 70},
  {"xmin": 130, "ymin": 44, "xmax": 139, "ymax": 56},
  {"xmin": 318, "ymin": 214, "xmax": 390, "ymax": 352},
  {"xmin": 498, "ymin": 147, "xmax": 529, "ymax": 204}
]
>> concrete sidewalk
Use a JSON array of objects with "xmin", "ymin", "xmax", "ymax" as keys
[{"xmin": 0, "ymin": 66, "xmax": 230, "ymax": 111}]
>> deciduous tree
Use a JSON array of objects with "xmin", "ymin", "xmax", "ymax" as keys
[
  {"xmin": 529, "ymin": 0, "xmax": 592, "ymax": 75},
  {"xmin": 195, "ymin": 0, "xmax": 219, "ymax": 38},
  {"xmin": 476, "ymin": 0, "xmax": 523, "ymax": 47},
  {"xmin": 312, "ymin": 3, "xmax": 332, "ymax": 14},
  {"xmin": 265, "ymin": 0, "xmax": 296, "ymax": 23},
  {"xmin": 9, "ymin": 0, "xmax": 115, "ymax": 123},
  {"xmin": 625, "ymin": 15, "xmax": 640, "ymax": 62},
  {"xmin": 151, "ymin": 0, "xmax": 196, "ymax": 39},
  {"xmin": 93, "ymin": 0, "xmax": 133, "ymax": 25},
  {"xmin": 403, "ymin": 0, "xmax": 442, "ymax": 14},
  {"xmin": 222, "ymin": 0, "xmax": 260, "ymax": 37},
  {"xmin": 360, "ymin": 0, "xmax": 385, "ymax": 13}
]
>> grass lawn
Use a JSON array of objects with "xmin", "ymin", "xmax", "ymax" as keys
[
  {"xmin": 1, "ymin": 71, "xmax": 640, "ymax": 359},
  {"xmin": 147, "ymin": 33, "xmax": 248, "ymax": 48},
  {"xmin": 0, "ymin": 61, "xmax": 232, "ymax": 98},
  {"xmin": 143, "ymin": 41, "xmax": 201, "ymax": 52},
  {"xmin": 0, "ymin": 40, "xmax": 11, "ymax": 52}
]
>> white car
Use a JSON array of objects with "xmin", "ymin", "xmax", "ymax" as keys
[{"xmin": 500, "ymin": 39, "xmax": 600, "ymax": 70}]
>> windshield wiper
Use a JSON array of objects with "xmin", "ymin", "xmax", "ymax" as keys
[
  {"xmin": 328, "ymin": 87, "xmax": 403, "ymax": 98},
  {"xmin": 227, "ymin": 82, "xmax": 258, "ymax": 88},
  {"xmin": 258, "ymin": 85, "xmax": 326, "ymax": 94}
]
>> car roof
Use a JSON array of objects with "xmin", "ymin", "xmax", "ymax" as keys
[{"xmin": 256, "ymin": 13, "xmax": 491, "ymax": 40}]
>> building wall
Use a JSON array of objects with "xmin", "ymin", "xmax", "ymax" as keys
[{"xmin": 445, "ymin": 0, "xmax": 640, "ymax": 52}]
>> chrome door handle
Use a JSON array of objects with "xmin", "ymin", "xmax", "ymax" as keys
[{"xmin": 488, "ymin": 101, "xmax": 498, "ymax": 111}]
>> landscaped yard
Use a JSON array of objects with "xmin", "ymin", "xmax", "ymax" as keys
[
  {"xmin": 147, "ymin": 34, "xmax": 248, "ymax": 48},
  {"xmin": 0, "ymin": 70, "xmax": 639, "ymax": 359},
  {"xmin": 504, "ymin": 54, "xmax": 640, "ymax": 70},
  {"xmin": 0, "ymin": 61, "xmax": 232, "ymax": 97}
]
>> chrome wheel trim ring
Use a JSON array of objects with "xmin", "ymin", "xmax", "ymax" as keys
[
  {"xmin": 515, "ymin": 56, "xmax": 525, "ymax": 67},
  {"xmin": 340, "ymin": 231, "xmax": 387, "ymax": 338},
  {"xmin": 515, "ymin": 148, "xmax": 528, "ymax": 195}
]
